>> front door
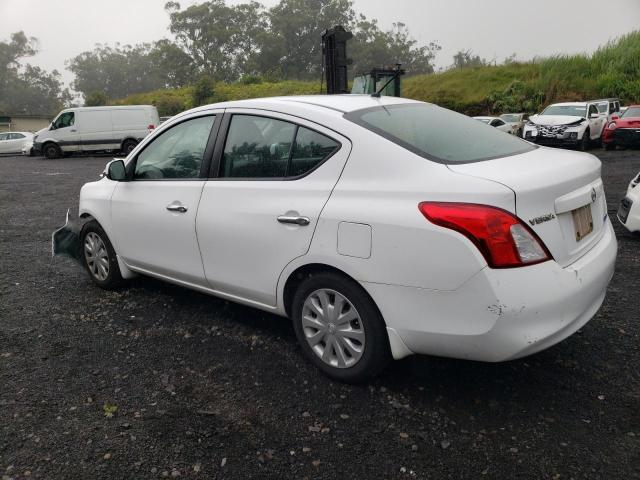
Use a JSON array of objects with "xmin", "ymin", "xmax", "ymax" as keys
[
  {"xmin": 110, "ymin": 113, "xmax": 219, "ymax": 286},
  {"xmin": 52, "ymin": 111, "xmax": 81, "ymax": 152},
  {"xmin": 196, "ymin": 110, "xmax": 351, "ymax": 307}
]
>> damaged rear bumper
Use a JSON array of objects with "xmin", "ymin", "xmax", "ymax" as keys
[{"xmin": 51, "ymin": 209, "xmax": 90, "ymax": 262}]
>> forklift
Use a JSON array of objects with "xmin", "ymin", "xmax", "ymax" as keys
[{"xmin": 321, "ymin": 25, "xmax": 405, "ymax": 97}]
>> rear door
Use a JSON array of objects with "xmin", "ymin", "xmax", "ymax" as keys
[
  {"xmin": 196, "ymin": 109, "xmax": 351, "ymax": 306},
  {"xmin": 110, "ymin": 112, "xmax": 221, "ymax": 285},
  {"xmin": 0, "ymin": 133, "xmax": 9, "ymax": 153}
]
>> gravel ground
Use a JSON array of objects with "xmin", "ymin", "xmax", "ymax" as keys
[{"xmin": 1, "ymin": 150, "xmax": 639, "ymax": 480}]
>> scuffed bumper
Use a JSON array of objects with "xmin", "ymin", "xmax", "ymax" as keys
[
  {"xmin": 364, "ymin": 220, "xmax": 617, "ymax": 362},
  {"xmin": 51, "ymin": 209, "xmax": 90, "ymax": 262}
]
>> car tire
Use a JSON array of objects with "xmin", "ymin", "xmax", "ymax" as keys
[
  {"xmin": 121, "ymin": 139, "xmax": 138, "ymax": 155},
  {"xmin": 291, "ymin": 272, "xmax": 391, "ymax": 383},
  {"xmin": 43, "ymin": 143, "xmax": 61, "ymax": 159},
  {"xmin": 579, "ymin": 129, "xmax": 590, "ymax": 151},
  {"xmin": 81, "ymin": 221, "xmax": 124, "ymax": 290}
]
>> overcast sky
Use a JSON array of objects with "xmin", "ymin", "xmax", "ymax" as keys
[{"xmin": 2, "ymin": 0, "xmax": 640, "ymax": 90}]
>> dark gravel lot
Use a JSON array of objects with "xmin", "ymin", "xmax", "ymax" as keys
[{"xmin": 1, "ymin": 150, "xmax": 639, "ymax": 480}]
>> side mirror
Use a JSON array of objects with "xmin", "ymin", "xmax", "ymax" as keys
[
  {"xmin": 106, "ymin": 159, "xmax": 127, "ymax": 181},
  {"xmin": 589, "ymin": 113, "xmax": 599, "ymax": 119}
]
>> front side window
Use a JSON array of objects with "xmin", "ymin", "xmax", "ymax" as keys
[
  {"xmin": 53, "ymin": 112, "xmax": 74, "ymax": 129},
  {"xmin": 345, "ymin": 104, "xmax": 535, "ymax": 164},
  {"xmin": 10, "ymin": 133, "xmax": 25, "ymax": 139},
  {"xmin": 220, "ymin": 115, "xmax": 339, "ymax": 178},
  {"xmin": 134, "ymin": 115, "xmax": 215, "ymax": 180},
  {"xmin": 588, "ymin": 105, "xmax": 599, "ymax": 117}
]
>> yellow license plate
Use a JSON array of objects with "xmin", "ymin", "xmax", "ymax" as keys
[{"xmin": 572, "ymin": 204, "xmax": 593, "ymax": 242}]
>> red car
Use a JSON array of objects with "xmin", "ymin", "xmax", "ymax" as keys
[{"xmin": 602, "ymin": 105, "xmax": 640, "ymax": 150}]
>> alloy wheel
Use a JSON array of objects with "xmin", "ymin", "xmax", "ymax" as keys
[
  {"xmin": 301, "ymin": 288, "xmax": 365, "ymax": 368},
  {"xmin": 84, "ymin": 232, "xmax": 109, "ymax": 281}
]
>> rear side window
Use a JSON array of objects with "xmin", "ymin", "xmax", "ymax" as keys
[
  {"xmin": 345, "ymin": 104, "xmax": 535, "ymax": 164},
  {"xmin": 220, "ymin": 115, "xmax": 339, "ymax": 178},
  {"xmin": 134, "ymin": 115, "xmax": 215, "ymax": 180}
]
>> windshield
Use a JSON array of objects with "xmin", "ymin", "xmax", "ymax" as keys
[
  {"xmin": 476, "ymin": 118, "xmax": 491, "ymax": 124},
  {"xmin": 541, "ymin": 105, "xmax": 587, "ymax": 117},
  {"xmin": 621, "ymin": 107, "xmax": 640, "ymax": 118},
  {"xmin": 500, "ymin": 114, "xmax": 521, "ymax": 122},
  {"xmin": 345, "ymin": 103, "xmax": 536, "ymax": 164}
]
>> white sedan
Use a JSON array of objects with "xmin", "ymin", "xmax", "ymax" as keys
[
  {"xmin": 0, "ymin": 131, "xmax": 34, "ymax": 155},
  {"xmin": 473, "ymin": 116, "xmax": 515, "ymax": 134},
  {"xmin": 53, "ymin": 95, "xmax": 617, "ymax": 382},
  {"xmin": 618, "ymin": 172, "xmax": 640, "ymax": 233}
]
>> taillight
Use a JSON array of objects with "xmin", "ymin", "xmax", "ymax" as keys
[
  {"xmin": 418, "ymin": 202, "xmax": 551, "ymax": 268},
  {"xmin": 148, "ymin": 124, "xmax": 155, "ymax": 130}
]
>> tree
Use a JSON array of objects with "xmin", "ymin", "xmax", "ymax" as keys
[
  {"xmin": 248, "ymin": 0, "xmax": 356, "ymax": 80},
  {"xmin": 350, "ymin": 20, "xmax": 440, "ymax": 77},
  {"xmin": 85, "ymin": 91, "xmax": 110, "ymax": 106},
  {"xmin": 192, "ymin": 75, "xmax": 216, "ymax": 106},
  {"xmin": 451, "ymin": 50, "xmax": 487, "ymax": 69},
  {"xmin": 0, "ymin": 31, "xmax": 71, "ymax": 115},
  {"xmin": 165, "ymin": 0, "xmax": 267, "ymax": 82}
]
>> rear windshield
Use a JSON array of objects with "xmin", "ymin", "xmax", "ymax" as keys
[{"xmin": 344, "ymin": 103, "xmax": 535, "ymax": 164}]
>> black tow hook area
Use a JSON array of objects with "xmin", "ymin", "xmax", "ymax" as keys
[{"xmin": 52, "ymin": 209, "xmax": 89, "ymax": 263}]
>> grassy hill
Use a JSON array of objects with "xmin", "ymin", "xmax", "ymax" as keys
[{"xmin": 116, "ymin": 31, "xmax": 640, "ymax": 116}]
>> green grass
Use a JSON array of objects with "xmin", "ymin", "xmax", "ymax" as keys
[{"xmin": 116, "ymin": 31, "xmax": 640, "ymax": 116}]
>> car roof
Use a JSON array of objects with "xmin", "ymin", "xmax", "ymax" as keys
[
  {"xmin": 192, "ymin": 94, "xmax": 421, "ymax": 115},
  {"xmin": 1, "ymin": 131, "xmax": 32, "ymax": 135},
  {"xmin": 548, "ymin": 102, "xmax": 588, "ymax": 107}
]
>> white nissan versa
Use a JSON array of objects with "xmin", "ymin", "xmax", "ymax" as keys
[{"xmin": 53, "ymin": 95, "xmax": 617, "ymax": 383}]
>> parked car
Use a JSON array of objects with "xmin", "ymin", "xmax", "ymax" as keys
[
  {"xmin": 523, "ymin": 102, "xmax": 607, "ymax": 150},
  {"xmin": 617, "ymin": 171, "xmax": 640, "ymax": 233},
  {"xmin": 602, "ymin": 105, "xmax": 640, "ymax": 150},
  {"xmin": 33, "ymin": 105, "xmax": 159, "ymax": 159},
  {"xmin": 499, "ymin": 113, "xmax": 527, "ymax": 136},
  {"xmin": 593, "ymin": 97, "xmax": 621, "ymax": 123},
  {"xmin": 473, "ymin": 116, "xmax": 514, "ymax": 134},
  {"xmin": 0, "ymin": 131, "xmax": 34, "ymax": 155},
  {"xmin": 53, "ymin": 95, "xmax": 617, "ymax": 382}
]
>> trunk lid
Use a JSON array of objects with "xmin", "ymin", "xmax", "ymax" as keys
[{"xmin": 448, "ymin": 147, "xmax": 607, "ymax": 267}]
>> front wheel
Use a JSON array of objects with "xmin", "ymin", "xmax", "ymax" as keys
[
  {"xmin": 43, "ymin": 143, "xmax": 61, "ymax": 159},
  {"xmin": 579, "ymin": 129, "xmax": 591, "ymax": 151},
  {"xmin": 81, "ymin": 221, "xmax": 124, "ymax": 289},
  {"xmin": 291, "ymin": 272, "xmax": 391, "ymax": 383}
]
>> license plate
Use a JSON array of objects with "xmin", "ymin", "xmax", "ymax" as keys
[{"xmin": 572, "ymin": 204, "xmax": 593, "ymax": 242}]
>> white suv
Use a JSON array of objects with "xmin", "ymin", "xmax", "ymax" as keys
[
  {"xmin": 523, "ymin": 102, "xmax": 607, "ymax": 150},
  {"xmin": 53, "ymin": 95, "xmax": 617, "ymax": 382}
]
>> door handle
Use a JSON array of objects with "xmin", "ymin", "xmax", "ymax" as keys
[
  {"xmin": 70, "ymin": 129, "xmax": 77, "ymax": 132},
  {"xmin": 277, "ymin": 215, "xmax": 310, "ymax": 226},
  {"xmin": 166, "ymin": 203, "xmax": 188, "ymax": 213}
]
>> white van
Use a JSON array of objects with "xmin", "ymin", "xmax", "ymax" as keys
[{"xmin": 33, "ymin": 105, "xmax": 159, "ymax": 159}]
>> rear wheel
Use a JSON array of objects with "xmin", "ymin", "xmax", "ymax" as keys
[
  {"xmin": 43, "ymin": 143, "xmax": 61, "ymax": 159},
  {"xmin": 291, "ymin": 272, "xmax": 391, "ymax": 383},
  {"xmin": 121, "ymin": 139, "xmax": 138, "ymax": 155},
  {"xmin": 81, "ymin": 221, "xmax": 124, "ymax": 289}
]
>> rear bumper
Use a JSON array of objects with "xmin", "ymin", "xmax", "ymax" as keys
[{"xmin": 365, "ymin": 220, "xmax": 617, "ymax": 362}]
